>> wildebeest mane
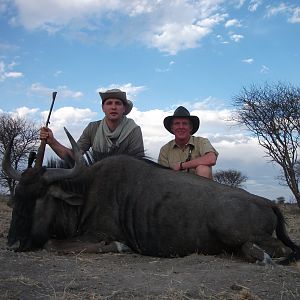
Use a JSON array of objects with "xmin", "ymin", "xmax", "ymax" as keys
[
  {"xmin": 46, "ymin": 157, "xmax": 73, "ymax": 168},
  {"xmin": 87, "ymin": 148, "xmax": 169, "ymax": 170},
  {"xmin": 45, "ymin": 149, "xmax": 162, "ymax": 195},
  {"xmin": 85, "ymin": 149, "xmax": 149, "ymax": 165}
]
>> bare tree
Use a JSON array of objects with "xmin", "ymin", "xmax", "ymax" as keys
[
  {"xmin": 232, "ymin": 82, "xmax": 300, "ymax": 207},
  {"xmin": 0, "ymin": 113, "xmax": 39, "ymax": 197},
  {"xmin": 296, "ymin": 161, "xmax": 300, "ymax": 179},
  {"xmin": 214, "ymin": 169, "xmax": 248, "ymax": 188}
]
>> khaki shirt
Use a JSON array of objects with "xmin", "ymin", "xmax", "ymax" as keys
[{"xmin": 158, "ymin": 136, "xmax": 218, "ymax": 174}]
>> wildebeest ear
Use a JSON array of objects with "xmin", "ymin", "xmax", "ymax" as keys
[{"xmin": 48, "ymin": 186, "xmax": 84, "ymax": 206}]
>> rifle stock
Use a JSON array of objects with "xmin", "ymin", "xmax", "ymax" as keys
[
  {"xmin": 34, "ymin": 92, "xmax": 57, "ymax": 168},
  {"xmin": 34, "ymin": 139, "xmax": 47, "ymax": 168}
]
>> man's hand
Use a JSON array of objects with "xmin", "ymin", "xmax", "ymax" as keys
[
  {"xmin": 171, "ymin": 162, "xmax": 182, "ymax": 171},
  {"xmin": 40, "ymin": 127, "xmax": 54, "ymax": 145}
]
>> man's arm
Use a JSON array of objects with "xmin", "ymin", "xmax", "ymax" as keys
[
  {"xmin": 40, "ymin": 127, "xmax": 74, "ymax": 160},
  {"xmin": 126, "ymin": 126, "xmax": 145, "ymax": 157},
  {"xmin": 158, "ymin": 146, "xmax": 170, "ymax": 167},
  {"xmin": 180, "ymin": 152, "xmax": 217, "ymax": 171}
]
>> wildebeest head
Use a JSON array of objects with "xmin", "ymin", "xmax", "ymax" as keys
[
  {"xmin": 2, "ymin": 129, "xmax": 85, "ymax": 251},
  {"xmin": 7, "ymin": 167, "xmax": 48, "ymax": 250}
]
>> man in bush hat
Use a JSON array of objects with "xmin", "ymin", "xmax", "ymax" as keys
[
  {"xmin": 158, "ymin": 106, "xmax": 218, "ymax": 179},
  {"xmin": 40, "ymin": 88, "xmax": 144, "ymax": 162}
]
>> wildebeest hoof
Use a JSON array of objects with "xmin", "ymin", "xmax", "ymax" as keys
[
  {"xmin": 7, "ymin": 240, "xmax": 20, "ymax": 252},
  {"xmin": 255, "ymin": 252, "xmax": 275, "ymax": 266}
]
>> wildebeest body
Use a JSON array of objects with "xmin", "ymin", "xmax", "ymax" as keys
[{"xmin": 71, "ymin": 156, "xmax": 279, "ymax": 258}]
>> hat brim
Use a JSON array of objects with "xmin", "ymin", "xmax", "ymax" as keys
[
  {"xmin": 164, "ymin": 116, "xmax": 200, "ymax": 135},
  {"xmin": 99, "ymin": 91, "xmax": 133, "ymax": 115}
]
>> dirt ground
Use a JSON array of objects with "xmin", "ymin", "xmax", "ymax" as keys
[{"xmin": 0, "ymin": 197, "xmax": 300, "ymax": 300}]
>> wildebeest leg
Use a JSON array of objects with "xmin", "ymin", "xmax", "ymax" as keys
[
  {"xmin": 256, "ymin": 238, "xmax": 293, "ymax": 260},
  {"xmin": 44, "ymin": 239, "xmax": 132, "ymax": 255},
  {"xmin": 240, "ymin": 242, "xmax": 275, "ymax": 265}
]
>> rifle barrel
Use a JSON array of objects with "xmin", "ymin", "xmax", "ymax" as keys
[{"xmin": 34, "ymin": 91, "xmax": 57, "ymax": 168}]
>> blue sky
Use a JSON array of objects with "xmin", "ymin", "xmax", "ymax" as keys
[{"xmin": 1, "ymin": 0, "xmax": 300, "ymax": 201}]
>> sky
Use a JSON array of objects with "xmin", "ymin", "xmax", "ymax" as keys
[{"xmin": 0, "ymin": 0, "xmax": 299, "ymax": 201}]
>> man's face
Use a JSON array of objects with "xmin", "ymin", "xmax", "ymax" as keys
[
  {"xmin": 171, "ymin": 117, "xmax": 192, "ymax": 140},
  {"xmin": 102, "ymin": 98, "xmax": 126, "ymax": 121}
]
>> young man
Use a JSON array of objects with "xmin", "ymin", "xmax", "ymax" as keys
[
  {"xmin": 158, "ymin": 106, "xmax": 218, "ymax": 179},
  {"xmin": 40, "ymin": 89, "xmax": 144, "ymax": 162}
]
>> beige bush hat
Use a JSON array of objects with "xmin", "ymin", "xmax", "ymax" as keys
[{"xmin": 99, "ymin": 89, "xmax": 133, "ymax": 115}]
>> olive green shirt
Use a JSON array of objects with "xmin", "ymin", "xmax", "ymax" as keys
[
  {"xmin": 158, "ymin": 136, "xmax": 218, "ymax": 174},
  {"xmin": 77, "ymin": 120, "xmax": 144, "ymax": 157}
]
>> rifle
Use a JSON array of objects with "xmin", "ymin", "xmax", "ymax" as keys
[{"xmin": 34, "ymin": 91, "xmax": 57, "ymax": 168}]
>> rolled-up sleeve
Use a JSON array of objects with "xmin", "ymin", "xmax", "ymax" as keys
[
  {"xmin": 126, "ymin": 126, "xmax": 145, "ymax": 157},
  {"xmin": 158, "ymin": 145, "xmax": 170, "ymax": 167}
]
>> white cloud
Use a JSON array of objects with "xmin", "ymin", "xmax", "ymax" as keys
[
  {"xmin": 57, "ymin": 86, "xmax": 83, "ymax": 98},
  {"xmin": 230, "ymin": 34, "xmax": 244, "ymax": 42},
  {"xmin": 13, "ymin": 0, "xmax": 108, "ymax": 30},
  {"xmin": 216, "ymin": 34, "xmax": 229, "ymax": 44},
  {"xmin": 42, "ymin": 107, "xmax": 97, "ymax": 145},
  {"xmin": 7, "ymin": 0, "xmax": 299, "ymax": 57},
  {"xmin": 266, "ymin": 3, "xmax": 289, "ymax": 17},
  {"xmin": 266, "ymin": 3, "xmax": 300, "ymax": 24},
  {"xmin": 146, "ymin": 12, "xmax": 226, "ymax": 54},
  {"xmin": 0, "ymin": 60, "xmax": 23, "ymax": 81},
  {"xmin": 150, "ymin": 22, "xmax": 212, "ymax": 55},
  {"xmin": 234, "ymin": 0, "xmax": 246, "ymax": 9},
  {"xmin": 54, "ymin": 70, "xmax": 63, "ymax": 77},
  {"xmin": 248, "ymin": 0, "xmax": 262, "ymax": 12},
  {"xmin": 30, "ymin": 83, "xmax": 83, "ymax": 98},
  {"xmin": 7, "ymin": 61, "xmax": 18, "ymax": 69},
  {"xmin": 10, "ymin": 0, "xmax": 228, "ymax": 55},
  {"xmin": 155, "ymin": 60, "xmax": 176, "ymax": 72},
  {"xmin": 242, "ymin": 58, "xmax": 254, "ymax": 64},
  {"xmin": 260, "ymin": 65, "xmax": 269, "ymax": 73},
  {"xmin": 289, "ymin": 7, "xmax": 300, "ymax": 23},
  {"xmin": 30, "ymin": 83, "xmax": 52, "ymax": 95},
  {"xmin": 11, "ymin": 106, "xmax": 39, "ymax": 119},
  {"xmin": 97, "ymin": 83, "xmax": 146, "ymax": 102},
  {"xmin": 225, "ymin": 19, "xmax": 241, "ymax": 27},
  {"xmin": 4, "ymin": 71, "xmax": 23, "ymax": 78},
  {"xmin": 155, "ymin": 67, "xmax": 171, "ymax": 73}
]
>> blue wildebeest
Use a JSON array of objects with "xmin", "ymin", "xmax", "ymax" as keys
[{"xmin": 3, "ymin": 128, "xmax": 300, "ymax": 264}]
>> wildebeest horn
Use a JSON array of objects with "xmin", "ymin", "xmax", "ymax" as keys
[
  {"xmin": 42, "ymin": 127, "xmax": 85, "ymax": 182},
  {"xmin": 2, "ymin": 137, "xmax": 22, "ymax": 181},
  {"xmin": 63, "ymin": 127, "xmax": 86, "ymax": 166}
]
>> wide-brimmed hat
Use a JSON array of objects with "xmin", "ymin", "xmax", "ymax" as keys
[
  {"xmin": 99, "ymin": 88, "xmax": 133, "ymax": 115},
  {"xmin": 164, "ymin": 106, "xmax": 200, "ymax": 135}
]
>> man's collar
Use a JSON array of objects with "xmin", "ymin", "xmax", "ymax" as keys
[{"xmin": 172, "ymin": 136, "xmax": 195, "ymax": 149}]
